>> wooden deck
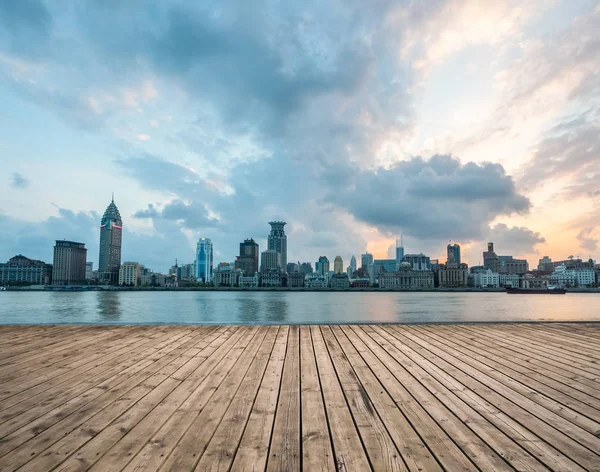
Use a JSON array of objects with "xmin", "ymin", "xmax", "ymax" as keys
[{"xmin": 0, "ymin": 324, "xmax": 599, "ymax": 471}]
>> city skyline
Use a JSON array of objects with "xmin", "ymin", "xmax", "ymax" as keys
[{"xmin": 1, "ymin": 1, "xmax": 599, "ymax": 270}]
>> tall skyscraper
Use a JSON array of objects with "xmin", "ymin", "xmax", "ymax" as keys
[
  {"xmin": 483, "ymin": 242, "xmax": 499, "ymax": 272},
  {"xmin": 235, "ymin": 238, "xmax": 259, "ymax": 275},
  {"xmin": 196, "ymin": 238, "xmax": 213, "ymax": 282},
  {"xmin": 447, "ymin": 243, "xmax": 461, "ymax": 264},
  {"xmin": 98, "ymin": 196, "xmax": 123, "ymax": 285},
  {"xmin": 361, "ymin": 252, "xmax": 373, "ymax": 269},
  {"xmin": 395, "ymin": 235, "xmax": 405, "ymax": 264},
  {"xmin": 333, "ymin": 256, "xmax": 344, "ymax": 274},
  {"xmin": 350, "ymin": 255, "xmax": 357, "ymax": 273},
  {"xmin": 52, "ymin": 240, "xmax": 87, "ymax": 285},
  {"xmin": 316, "ymin": 256, "xmax": 330, "ymax": 276},
  {"xmin": 268, "ymin": 221, "xmax": 287, "ymax": 271},
  {"xmin": 260, "ymin": 249, "xmax": 280, "ymax": 272}
]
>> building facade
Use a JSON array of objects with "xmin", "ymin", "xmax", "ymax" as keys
[
  {"xmin": 395, "ymin": 236, "xmax": 405, "ymax": 265},
  {"xmin": 372, "ymin": 259, "xmax": 398, "ymax": 282},
  {"xmin": 499, "ymin": 273, "xmax": 520, "ymax": 288},
  {"xmin": 261, "ymin": 249, "xmax": 281, "ymax": 272},
  {"xmin": 268, "ymin": 221, "xmax": 287, "ymax": 271},
  {"xmin": 98, "ymin": 197, "xmax": 123, "ymax": 285},
  {"xmin": 261, "ymin": 269, "xmax": 282, "ymax": 287},
  {"xmin": 85, "ymin": 262, "xmax": 94, "ymax": 280},
  {"xmin": 447, "ymin": 244, "xmax": 461, "ymax": 265},
  {"xmin": 333, "ymin": 256, "xmax": 344, "ymax": 274},
  {"xmin": 402, "ymin": 253, "xmax": 431, "ymax": 271},
  {"xmin": 0, "ymin": 255, "xmax": 52, "ymax": 285},
  {"xmin": 119, "ymin": 262, "xmax": 143, "ymax": 286},
  {"xmin": 239, "ymin": 273, "xmax": 259, "ymax": 288},
  {"xmin": 437, "ymin": 263, "xmax": 469, "ymax": 287},
  {"xmin": 52, "ymin": 240, "xmax": 87, "ymax": 285},
  {"xmin": 483, "ymin": 242, "xmax": 499, "ymax": 272},
  {"xmin": 287, "ymin": 272, "xmax": 306, "ymax": 288},
  {"xmin": 299, "ymin": 262, "xmax": 313, "ymax": 274},
  {"xmin": 473, "ymin": 268, "xmax": 499, "ymax": 288},
  {"xmin": 287, "ymin": 262, "xmax": 299, "ymax": 274},
  {"xmin": 379, "ymin": 262, "xmax": 434, "ymax": 289},
  {"xmin": 214, "ymin": 264, "xmax": 241, "ymax": 287},
  {"xmin": 196, "ymin": 238, "xmax": 213, "ymax": 283},
  {"xmin": 304, "ymin": 273, "xmax": 329, "ymax": 288},
  {"xmin": 498, "ymin": 256, "xmax": 529, "ymax": 274},
  {"xmin": 316, "ymin": 256, "xmax": 330, "ymax": 276},
  {"xmin": 235, "ymin": 238, "xmax": 259, "ymax": 275},
  {"xmin": 329, "ymin": 273, "xmax": 350, "ymax": 289}
]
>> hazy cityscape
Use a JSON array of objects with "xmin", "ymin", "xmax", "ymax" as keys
[{"xmin": 2, "ymin": 196, "xmax": 599, "ymax": 291}]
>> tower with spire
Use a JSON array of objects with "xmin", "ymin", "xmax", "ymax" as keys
[{"xmin": 98, "ymin": 194, "xmax": 123, "ymax": 285}]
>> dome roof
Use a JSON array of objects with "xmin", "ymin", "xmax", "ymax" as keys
[
  {"xmin": 101, "ymin": 199, "xmax": 122, "ymax": 226},
  {"xmin": 400, "ymin": 261, "xmax": 412, "ymax": 269}
]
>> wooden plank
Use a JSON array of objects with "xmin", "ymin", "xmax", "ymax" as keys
[
  {"xmin": 462, "ymin": 325, "xmax": 600, "ymax": 389},
  {"xmin": 83, "ymin": 327, "xmax": 260, "ymax": 472},
  {"xmin": 418, "ymin": 324, "xmax": 600, "ymax": 418},
  {"xmin": 17, "ymin": 326, "xmax": 237, "ymax": 472},
  {"xmin": 299, "ymin": 326, "xmax": 335, "ymax": 472},
  {"xmin": 230, "ymin": 326, "xmax": 289, "ymax": 471},
  {"xmin": 331, "ymin": 326, "xmax": 451, "ymax": 472},
  {"xmin": 310, "ymin": 325, "xmax": 371, "ymax": 471},
  {"xmin": 265, "ymin": 325, "xmax": 301, "ymax": 472},
  {"xmin": 384, "ymin": 326, "xmax": 600, "ymax": 471},
  {"xmin": 0, "ymin": 326, "xmax": 176, "ymax": 416},
  {"xmin": 456, "ymin": 325, "xmax": 600, "ymax": 397},
  {"xmin": 0, "ymin": 328, "xmax": 226, "ymax": 472},
  {"xmin": 124, "ymin": 326, "xmax": 272, "ymax": 471},
  {"xmin": 0, "ymin": 328, "xmax": 211, "ymax": 440},
  {"xmin": 369, "ymin": 326, "xmax": 586, "ymax": 472},
  {"xmin": 321, "ymin": 325, "xmax": 406, "ymax": 471},
  {"xmin": 352, "ymin": 326, "xmax": 547, "ymax": 472}
]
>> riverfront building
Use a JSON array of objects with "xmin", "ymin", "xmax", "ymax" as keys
[
  {"xmin": 196, "ymin": 238, "xmax": 213, "ymax": 283},
  {"xmin": 316, "ymin": 256, "xmax": 330, "ymax": 276},
  {"xmin": 287, "ymin": 272, "xmax": 306, "ymax": 288},
  {"xmin": 260, "ymin": 249, "xmax": 281, "ymax": 272},
  {"xmin": 379, "ymin": 262, "xmax": 434, "ymax": 289},
  {"xmin": 267, "ymin": 221, "xmax": 287, "ymax": 271},
  {"xmin": 235, "ymin": 238, "xmax": 259, "ymax": 275},
  {"xmin": 98, "ymin": 197, "xmax": 123, "ymax": 285},
  {"xmin": 403, "ymin": 253, "xmax": 431, "ymax": 271},
  {"xmin": 0, "ymin": 255, "xmax": 52, "ymax": 285},
  {"xmin": 118, "ymin": 262, "xmax": 143, "ymax": 286},
  {"xmin": 333, "ymin": 256, "xmax": 344, "ymax": 274},
  {"xmin": 52, "ymin": 240, "xmax": 87, "ymax": 285},
  {"xmin": 329, "ymin": 273, "xmax": 350, "ymax": 289}
]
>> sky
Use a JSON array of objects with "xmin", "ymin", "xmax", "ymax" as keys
[{"xmin": 1, "ymin": 0, "xmax": 599, "ymax": 272}]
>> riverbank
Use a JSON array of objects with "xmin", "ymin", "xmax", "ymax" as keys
[{"xmin": 3, "ymin": 285, "xmax": 600, "ymax": 293}]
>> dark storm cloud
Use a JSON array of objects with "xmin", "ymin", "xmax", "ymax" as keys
[
  {"xmin": 10, "ymin": 172, "xmax": 29, "ymax": 188},
  {"xmin": 486, "ymin": 223, "xmax": 545, "ymax": 256},
  {"xmin": 326, "ymin": 155, "xmax": 530, "ymax": 241}
]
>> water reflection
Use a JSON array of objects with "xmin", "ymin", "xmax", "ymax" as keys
[
  {"xmin": 263, "ymin": 293, "xmax": 289, "ymax": 323},
  {"xmin": 49, "ymin": 292, "xmax": 87, "ymax": 323},
  {"xmin": 236, "ymin": 293, "xmax": 261, "ymax": 323},
  {"xmin": 96, "ymin": 292, "xmax": 122, "ymax": 322}
]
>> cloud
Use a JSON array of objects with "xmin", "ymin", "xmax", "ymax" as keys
[
  {"xmin": 0, "ymin": 206, "xmax": 192, "ymax": 272},
  {"xmin": 576, "ymin": 228, "xmax": 598, "ymax": 253},
  {"xmin": 486, "ymin": 223, "xmax": 545, "ymax": 256},
  {"xmin": 326, "ymin": 154, "xmax": 530, "ymax": 241},
  {"xmin": 136, "ymin": 134, "xmax": 150, "ymax": 141},
  {"xmin": 520, "ymin": 110, "xmax": 600, "ymax": 190},
  {"xmin": 10, "ymin": 172, "xmax": 29, "ymax": 188},
  {"xmin": 0, "ymin": 0, "xmax": 52, "ymax": 58}
]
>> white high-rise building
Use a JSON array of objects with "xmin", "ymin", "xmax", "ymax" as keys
[
  {"xmin": 119, "ymin": 262, "xmax": 143, "ymax": 286},
  {"xmin": 196, "ymin": 238, "xmax": 213, "ymax": 283},
  {"xmin": 350, "ymin": 255, "xmax": 357, "ymax": 273},
  {"xmin": 395, "ymin": 235, "xmax": 404, "ymax": 264}
]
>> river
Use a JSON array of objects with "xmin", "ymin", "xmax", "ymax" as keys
[{"xmin": 1, "ymin": 291, "xmax": 599, "ymax": 324}]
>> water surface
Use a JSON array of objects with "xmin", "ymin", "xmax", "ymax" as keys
[{"xmin": 1, "ymin": 291, "xmax": 599, "ymax": 324}]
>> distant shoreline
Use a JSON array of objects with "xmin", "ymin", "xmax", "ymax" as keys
[{"xmin": 3, "ymin": 287, "xmax": 600, "ymax": 293}]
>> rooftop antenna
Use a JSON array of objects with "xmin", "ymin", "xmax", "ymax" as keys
[{"xmin": 111, "ymin": 191, "xmax": 114, "ymax": 203}]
